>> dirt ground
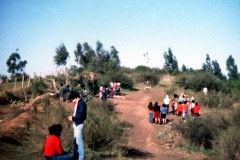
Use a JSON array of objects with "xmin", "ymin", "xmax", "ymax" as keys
[{"xmin": 111, "ymin": 86, "xmax": 207, "ymax": 160}]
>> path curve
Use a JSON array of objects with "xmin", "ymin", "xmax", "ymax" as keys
[{"xmin": 111, "ymin": 87, "xmax": 207, "ymax": 160}]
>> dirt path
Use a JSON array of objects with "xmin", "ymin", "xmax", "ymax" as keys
[{"xmin": 111, "ymin": 87, "xmax": 207, "ymax": 160}]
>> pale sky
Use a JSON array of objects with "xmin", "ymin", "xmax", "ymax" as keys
[{"xmin": 1, "ymin": 0, "xmax": 240, "ymax": 77}]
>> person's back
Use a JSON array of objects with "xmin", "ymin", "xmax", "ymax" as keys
[
  {"xmin": 44, "ymin": 134, "xmax": 63, "ymax": 157},
  {"xmin": 177, "ymin": 102, "xmax": 183, "ymax": 116},
  {"xmin": 193, "ymin": 102, "xmax": 201, "ymax": 116},
  {"xmin": 161, "ymin": 106, "xmax": 167, "ymax": 115}
]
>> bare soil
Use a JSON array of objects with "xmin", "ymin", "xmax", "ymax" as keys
[{"xmin": 111, "ymin": 86, "xmax": 207, "ymax": 160}]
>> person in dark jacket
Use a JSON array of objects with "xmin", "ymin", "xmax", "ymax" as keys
[{"xmin": 68, "ymin": 91, "xmax": 87, "ymax": 160}]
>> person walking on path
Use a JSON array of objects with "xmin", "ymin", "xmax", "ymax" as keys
[{"xmin": 68, "ymin": 92, "xmax": 87, "ymax": 160}]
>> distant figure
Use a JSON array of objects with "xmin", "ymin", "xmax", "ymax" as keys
[
  {"xmin": 161, "ymin": 104, "xmax": 168, "ymax": 124},
  {"xmin": 147, "ymin": 102, "xmax": 154, "ymax": 123},
  {"xmin": 171, "ymin": 99, "xmax": 176, "ymax": 115},
  {"xmin": 203, "ymin": 87, "xmax": 208, "ymax": 96},
  {"xmin": 153, "ymin": 102, "xmax": 160, "ymax": 124},
  {"xmin": 163, "ymin": 95, "xmax": 170, "ymax": 113},
  {"xmin": 176, "ymin": 101, "xmax": 183, "ymax": 116},
  {"xmin": 43, "ymin": 124, "xmax": 73, "ymax": 160},
  {"xmin": 99, "ymin": 86, "xmax": 107, "ymax": 101},
  {"xmin": 193, "ymin": 102, "xmax": 201, "ymax": 117},
  {"xmin": 182, "ymin": 100, "xmax": 189, "ymax": 120}
]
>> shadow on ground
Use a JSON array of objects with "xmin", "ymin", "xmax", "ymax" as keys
[{"xmin": 124, "ymin": 147, "xmax": 154, "ymax": 159}]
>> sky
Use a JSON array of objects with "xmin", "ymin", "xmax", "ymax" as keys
[{"xmin": 0, "ymin": 0, "xmax": 240, "ymax": 77}]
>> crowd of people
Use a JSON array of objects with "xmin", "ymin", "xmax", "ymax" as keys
[
  {"xmin": 99, "ymin": 81, "xmax": 124, "ymax": 100},
  {"xmin": 148, "ymin": 92, "xmax": 202, "ymax": 124}
]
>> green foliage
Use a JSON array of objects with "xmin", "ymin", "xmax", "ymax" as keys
[
  {"xmin": 132, "ymin": 65, "xmax": 161, "ymax": 86},
  {"xmin": 175, "ymin": 108, "xmax": 240, "ymax": 159},
  {"xmin": 175, "ymin": 72, "xmax": 228, "ymax": 92},
  {"xmin": 6, "ymin": 50, "xmax": 27, "ymax": 77},
  {"xmin": 213, "ymin": 127, "xmax": 240, "ymax": 160},
  {"xmin": 228, "ymin": 79, "xmax": 240, "ymax": 92},
  {"xmin": 163, "ymin": 48, "xmax": 179, "ymax": 74},
  {"xmin": 0, "ymin": 74, "xmax": 8, "ymax": 82},
  {"xmin": 226, "ymin": 55, "xmax": 239, "ymax": 81},
  {"xmin": 176, "ymin": 118, "xmax": 213, "ymax": 149},
  {"xmin": 54, "ymin": 43, "xmax": 70, "ymax": 66},
  {"xmin": 73, "ymin": 41, "xmax": 120, "ymax": 75},
  {"xmin": 84, "ymin": 101, "xmax": 126, "ymax": 152},
  {"xmin": 29, "ymin": 78, "xmax": 48, "ymax": 97},
  {"xmin": 212, "ymin": 108, "xmax": 240, "ymax": 160},
  {"xmin": 202, "ymin": 54, "xmax": 213, "ymax": 73},
  {"xmin": 134, "ymin": 65, "xmax": 152, "ymax": 73}
]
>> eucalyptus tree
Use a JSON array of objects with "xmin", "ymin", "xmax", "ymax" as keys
[
  {"xmin": 163, "ymin": 48, "xmax": 179, "ymax": 74},
  {"xmin": 6, "ymin": 49, "xmax": 27, "ymax": 77}
]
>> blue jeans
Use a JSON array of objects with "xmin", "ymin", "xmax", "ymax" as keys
[
  {"xmin": 73, "ymin": 123, "xmax": 84, "ymax": 160},
  {"xmin": 149, "ymin": 112, "xmax": 153, "ymax": 123},
  {"xmin": 45, "ymin": 153, "xmax": 73, "ymax": 160}
]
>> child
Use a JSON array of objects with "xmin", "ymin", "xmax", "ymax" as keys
[
  {"xmin": 153, "ymin": 102, "xmax": 160, "ymax": 124},
  {"xmin": 193, "ymin": 102, "xmax": 201, "ymax": 117},
  {"xmin": 161, "ymin": 104, "xmax": 168, "ymax": 124},
  {"xmin": 182, "ymin": 100, "xmax": 189, "ymax": 120},
  {"xmin": 147, "ymin": 102, "xmax": 154, "ymax": 123},
  {"xmin": 43, "ymin": 124, "xmax": 73, "ymax": 160}
]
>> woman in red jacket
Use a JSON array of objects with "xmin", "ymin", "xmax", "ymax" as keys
[{"xmin": 43, "ymin": 124, "xmax": 73, "ymax": 160}]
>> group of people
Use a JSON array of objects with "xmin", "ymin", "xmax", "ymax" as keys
[
  {"xmin": 148, "ymin": 93, "xmax": 202, "ymax": 124},
  {"xmin": 148, "ymin": 102, "xmax": 168, "ymax": 124},
  {"xmin": 99, "ymin": 81, "xmax": 122, "ymax": 100},
  {"xmin": 44, "ymin": 91, "xmax": 87, "ymax": 160}
]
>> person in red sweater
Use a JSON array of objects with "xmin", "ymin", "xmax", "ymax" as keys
[
  {"xmin": 176, "ymin": 101, "xmax": 183, "ymax": 116},
  {"xmin": 193, "ymin": 102, "xmax": 201, "ymax": 117},
  {"xmin": 43, "ymin": 124, "xmax": 73, "ymax": 160}
]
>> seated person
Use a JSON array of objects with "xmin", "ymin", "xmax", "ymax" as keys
[{"xmin": 43, "ymin": 124, "xmax": 73, "ymax": 160}]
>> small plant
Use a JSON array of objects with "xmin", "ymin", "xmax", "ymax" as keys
[{"xmin": 157, "ymin": 125, "xmax": 173, "ymax": 144}]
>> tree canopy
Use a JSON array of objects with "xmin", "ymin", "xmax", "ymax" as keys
[
  {"xmin": 54, "ymin": 43, "xmax": 70, "ymax": 67},
  {"xmin": 163, "ymin": 48, "xmax": 179, "ymax": 74},
  {"xmin": 6, "ymin": 50, "xmax": 27, "ymax": 77}
]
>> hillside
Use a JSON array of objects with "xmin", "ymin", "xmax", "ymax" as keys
[{"xmin": 0, "ymin": 77, "xmax": 206, "ymax": 160}]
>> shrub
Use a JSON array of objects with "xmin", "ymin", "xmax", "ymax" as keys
[
  {"xmin": 213, "ymin": 127, "xmax": 240, "ymax": 160},
  {"xmin": 175, "ymin": 72, "xmax": 228, "ymax": 93},
  {"xmin": 101, "ymin": 72, "xmax": 134, "ymax": 89},
  {"xmin": 29, "ymin": 78, "xmax": 48, "ymax": 98},
  {"xmin": 84, "ymin": 101, "xmax": 126, "ymax": 152},
  {"xmin": 175, "ymin": 118, "xmax": 213, "ymax": 149}
]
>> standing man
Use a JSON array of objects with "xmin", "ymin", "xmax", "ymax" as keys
[{"xmin": 68, "ymin": 91, "xmax": 87, "ymax": 160}]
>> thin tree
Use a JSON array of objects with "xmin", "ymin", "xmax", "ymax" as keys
[
  {"xmin": 226, "ymin": 55, "xmax": 239, "ymax": 80},
  {"xmin": 202, "ymin": 54, "xmax": 213, "ymax": 73},
  {"xmin": 163, "ymin": 48, "xmax": 179, "ymax": 74}
]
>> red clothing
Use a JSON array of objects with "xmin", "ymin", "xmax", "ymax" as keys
[
  {"xmin": 148, "ymin": 109, "xmax": 154, "ymax": 113},
  {"xmin": 193, "ymin": 105, "xmax": 201, "ymax": 114},
  {"xmin": 177, "ymin": 104, "xmax": 183, "ymax": 112},
  {"xmin": 44, "ymin": 135, "xmax": 63, "ymax": 156},
  {"xmin": 154, "ymin": 111, "xmax": 160, "ymax": 118},
  {"xmin": 183, "ymin": 104, "xmax": 188, "ymax": 111}
]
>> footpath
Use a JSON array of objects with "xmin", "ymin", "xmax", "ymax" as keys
[{"xmin": 111, "ymin": 86, "xmax": 207, "ymax": 160}]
